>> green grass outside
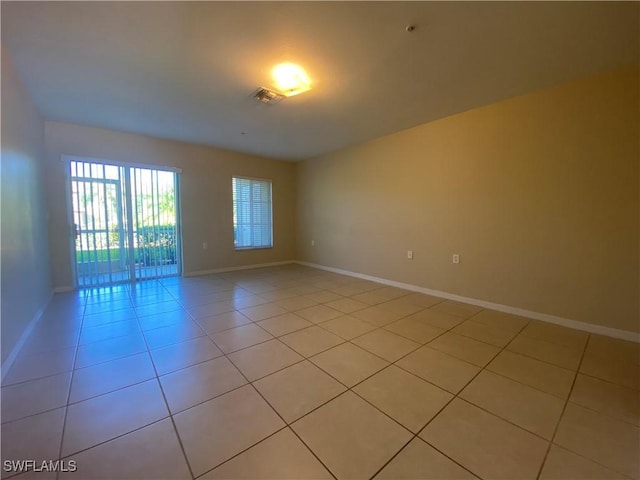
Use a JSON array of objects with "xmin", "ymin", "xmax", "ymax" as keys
[
  {"xmin": 76, "ymin": 247, "xmax": 177, "ymax": 264},
  {"xmin": 76, "ymin": 249, "xmax": 123, "ymax": 262}
]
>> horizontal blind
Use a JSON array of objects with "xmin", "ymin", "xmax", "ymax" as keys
[{"xmin": 233, "ymin": 177, "xmax": 273, "ymax": 248}]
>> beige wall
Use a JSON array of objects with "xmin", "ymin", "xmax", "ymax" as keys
[
  {"xmin": 44, "ymin": 122, "xmax": 296, "ymax": 289},
  {"xmin": 1, "ymin": 49, "xmax": 52, "ymax": 365},
  {"xmin": 297, "ymin": 66, "xmax": 639, "ymax": 334}
]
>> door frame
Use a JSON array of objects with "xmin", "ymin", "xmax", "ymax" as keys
[{"xmin": 62, "ymin": 155, "xmax": 183, "ymax": 289}]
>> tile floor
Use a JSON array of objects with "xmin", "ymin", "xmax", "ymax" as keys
[{"xmin": 1, "ymin": 264, "xmax": 638, "ymax": 479}]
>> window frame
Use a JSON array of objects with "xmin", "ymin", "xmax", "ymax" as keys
[{"xmin": 232, "ymin": 175, "xmax": 274, "ymax": 250}]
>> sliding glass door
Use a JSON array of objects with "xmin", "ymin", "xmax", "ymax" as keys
[{"xmin": 69, "ymin": 159, "xmax": 180, "ymax": 287}]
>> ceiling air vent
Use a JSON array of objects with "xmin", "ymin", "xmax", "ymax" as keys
[{"xmin": 251, "ymin": 87, "xmax": 284, "ymax": 105}]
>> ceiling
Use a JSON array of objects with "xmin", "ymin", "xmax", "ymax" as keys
[{"xmin": 2, "ymin": 1, "xmax": 638, "ymax": 161}]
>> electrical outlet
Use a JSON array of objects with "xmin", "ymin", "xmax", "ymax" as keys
[
  {"xmin": 311, "ymin": 240, "xmax": 315, "ymax": 247},
  {"xmin": 452, "ymin": 254, "xmax": 460, "ymax": 264},
  {"xmin": 202, "ymin": 242, "xmax": 208, "ymax": 250},
  {"xmin": 407, "ymin": 250, "xmax": 413, "ymax": 259}
]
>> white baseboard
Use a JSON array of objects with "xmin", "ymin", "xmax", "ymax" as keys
[
  {"xmin": 1, "ymin": 291, "xmax": 54, "ymax": 382},
  {"xmin": 53, "ymin": 286, "xmax": 74, "ymax": 293},
  {"xmin": 185, "ymin": 260, "xmax": 296, "ymax": 277},
  {"xmin": 296, "ymin": 261, "xmax": 639, "ymax": 343}
]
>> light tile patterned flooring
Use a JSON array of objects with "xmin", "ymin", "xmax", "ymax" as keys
[{"xmin": 1, "ymin": 264, "xmax": 638, "ymax": 479}]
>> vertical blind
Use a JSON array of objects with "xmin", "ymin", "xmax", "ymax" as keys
[{"xmin": 232, "ymin": 177, "xmax": 273, "ymax": 249}]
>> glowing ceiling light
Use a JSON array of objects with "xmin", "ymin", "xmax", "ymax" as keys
[{"xmin": 271, "ymin": 63, "xmax": 311, "ymax": 97}]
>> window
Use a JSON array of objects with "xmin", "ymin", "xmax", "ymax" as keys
[{"xmin": 232, "ymin": 176, "xmax": 273, "ymax": 249}]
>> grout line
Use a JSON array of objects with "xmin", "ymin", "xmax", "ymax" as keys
[
  {"xmin": 198, "ymin": 345, "xmax": 339, "ymax": 480},
  {"xmin": 369, "ymin": 436, "xmax": 478, "ymax": 480},
  {"xmin": 241, "ymin": 306, "xmax": 477, "ymax": 479},
  {"xmin": 246, "ymin": 375, "xmax": 340, "ymax": 480},
  {"xmin": 499, "ymin": 344, "xmax": 584, "ymax": 372},
  {"xmin": 369, "ymin": 315, "xmax": 532, "ymax": 479},
  {"xmin": 8, "ymin": 267, "xmax": 636, "ymax": 480},
  {"xmin": 53, "ymin": 416, "xmax": 174, "ymax": 472},
  {"xmin": 1, "ymin": 361, "xmax": 77, "ymax": 390},
  {"xmin": 192, "ymin": 426, "xmax": 291, "ymax": 480},
  {"xmin": 535, "ymin": 333, "xmax": 591, "ymax": 480},
  {"xmin": 175, "ymin": 283, "xmax": 429, "ymax": 476},
  {"xmin": 126, "ymin": 285, "xmax": 198, "ymax": 480},
  {"xmin": 248, "ymin": 379, "xmax": 341, "ymax": 478},
  {"xmin": 560, "ymin": 388, "xmax": 640, "ymax": 428},
  {"xmin": 287, "ymin": 427, "xmax": 340, "ymax": 480},
  {"xmin": 156, "ymin": 380, "xmax": 251, "ymax": 416},
  {"xmin": 53, "ymin": 290, "xmax": 88, "ymax": 480}
]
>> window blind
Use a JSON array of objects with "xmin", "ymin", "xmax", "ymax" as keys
[{"xmin": 232, "ymin": 177, "xmax": 273, "ymax": 249}]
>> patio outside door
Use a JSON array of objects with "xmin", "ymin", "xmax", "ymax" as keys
[{"xmin": 69, "ymin": 159, "xmax": 181, "ymax": 287}]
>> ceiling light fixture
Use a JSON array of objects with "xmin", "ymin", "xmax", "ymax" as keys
[
  {"xmin": 271, "ymin": 63, "xmax": 311, "ymax": 97},
  {"xmin": 251, "ymin": 87, "xmax": 284, "ymax": 105}
]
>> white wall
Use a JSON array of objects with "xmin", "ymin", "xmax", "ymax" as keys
[
  {"xmin": 44, "ymin": 122, "xmax": 297, "ymax": 289},
  {"xmin": 1, "ymin": 49, "xmax": 52, "ymax": 366},
  {"xmin": 297, "ymin": 66, "xmax": 640, "ymax": 334}
]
